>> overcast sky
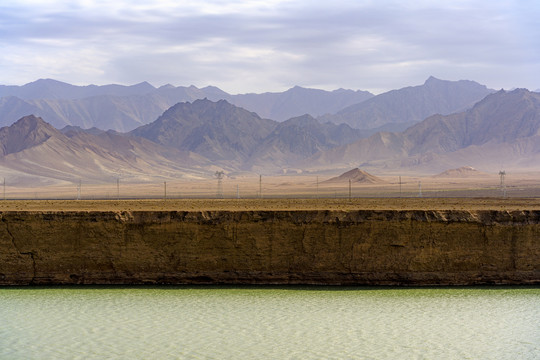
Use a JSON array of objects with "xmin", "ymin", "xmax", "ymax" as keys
[{"xmin": 1, "ymin": 0, "xmax": 538, "ymax": 94}]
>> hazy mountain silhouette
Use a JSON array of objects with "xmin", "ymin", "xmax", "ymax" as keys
[
  {"xmin": 320, "ymin": 77, "xmax": 494, "ymax": 130},
  {"xmin": 0, "ymin": 79, "xmax": 156, "ymax": 100},
  {"xmin": 0, "ymin": 80, "xmax": 373, "ymax": 131},
  {"xmin": 433, "ymin": 166, "xmax": 490, "ymax": 178},
  {"xmin": 231, "ymin": 86, "xmax": 373, "ymax": 121},
  {"xmin": 246, "ymin": 114, "xmax": 365, "ymax": 170},
  {"xmin": 310, "ymin": 89, "xmax": 540, "ymax": 172}
]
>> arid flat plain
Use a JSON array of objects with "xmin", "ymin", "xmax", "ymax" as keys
[
  {"xmin": 0, "ymin": 197, "xmax": 539, "ymax": 212},
  {"xmin": 1, "ymin": 172, "xmax": 539, "ymax": 211}
]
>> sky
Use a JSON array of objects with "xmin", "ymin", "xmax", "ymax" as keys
[{"xmin": 1, "ymin": 0, "xmax": 539, "ymax": 94}]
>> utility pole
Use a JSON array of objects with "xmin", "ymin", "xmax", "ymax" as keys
[
  {"xmin": 164, "ymin": 181, "xmax": 167, "ymax": 200},
  {"xmin": 349, "ymin": 179, "xmax": 352, "ymax": 201},
  {"xmin": 236, "ymin": 184, "xmax": 240, "ymax": 199},
  {"xmin": 418, "ymin": 181, "xmax": 422, "ymax": 198},
  {"xmin": 76, "ymin": 179, "xmax": 81, "ymax": 200},
  {"xmin": 316, "ymin": 176, "xmax": 319, "ymax": 199},
  {"xmin": 399, "ymin": 176, "xmax": 402, "ymax": 197},
  {"xmin": 117, "ymin": 178, "xmax": 120, "ymax": 200},
  {"xmin": 259, "ymin": 174, "xmax": 262, "ymax": 199},
  {"xmin": 3, "ymin": 178, "xmax": 5, "ymax": 201}
]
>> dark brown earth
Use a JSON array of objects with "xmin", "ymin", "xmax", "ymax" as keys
[{"xmin": 1, "ymin": 199, "xmax": 539, "ymax": 286}]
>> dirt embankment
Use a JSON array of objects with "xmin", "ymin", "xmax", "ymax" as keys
[{"xmin": 1, "ymin": 205, "xmax": 539, "ymax": 286}]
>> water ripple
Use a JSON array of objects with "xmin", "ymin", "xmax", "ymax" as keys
[{"xmin": 0, "ymin": 287, "xmax": 538, "ymax": 359}]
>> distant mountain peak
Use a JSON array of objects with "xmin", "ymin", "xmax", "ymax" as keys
[
  {"xmin": 327, "ymin": 77, "xmax": 494, "ymax": 130},
  {"xmin": 0, "ymin": 115, "xmax": 62, "ymax": 156},
  {"xmin": 282, "ymin": 114, "xmax": 319, "ymax": 126},
  {"xmin": 26, "ymin": 78, "xmax": 68, "ymax": 86},
  {"xmin": 11, "ymin": 114, "xmax": 50, "ymax": 129},
  {"xmin": 424, "ymin": 75, "xmax": 441, "ymax": 84}
]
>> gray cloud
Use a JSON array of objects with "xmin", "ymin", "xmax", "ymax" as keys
[{"xmin": 0, "ymin": 0, "xmax": 538, "ymax": 93}]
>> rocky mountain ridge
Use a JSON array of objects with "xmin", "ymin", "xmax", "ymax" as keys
[
  {"xmin": 0, "ymin": 115, "xmax": 210, "ymax": 184},
  {"xmin": 0, "ymin": 77, "xmax": 495, "ymax": 133},
  {"xmin": 130, "ymin": 100, "xmax": 366, "ymax": 171},
  {"xmin": 0, "ymin": 87, "xmax": 539, "ymax": 184},
  {"xmin": 308, "ymin": 89, "xmax": 540, "ymax": 173},
  {"xmin": 320, "ymin": 76, "xmax": 494, "ymax": 130},
  {"xmin": 0, "ymin": 79, "xmax": 373, "ymax": 131}
]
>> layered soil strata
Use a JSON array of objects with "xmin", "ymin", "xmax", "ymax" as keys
[{"xmin": 1, "ymin": 203, "xmax": 539, "ymax": 285}]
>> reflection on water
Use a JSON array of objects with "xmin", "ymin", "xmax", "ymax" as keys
[{"xmin": 0, "ymin": 286, "xmax": 538, "ymax": 359}]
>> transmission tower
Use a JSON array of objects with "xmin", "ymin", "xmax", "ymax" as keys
[
  {"xmin": 499, "ymin": 170, "xmax": 507, "ymax": 197},
  {"xmin": 215, "ymin": 171, "xmax": 224, "ymax": 198},
  {"xmin": 76, "ymin": 179, "xmax": 81, "ymax": 200}
]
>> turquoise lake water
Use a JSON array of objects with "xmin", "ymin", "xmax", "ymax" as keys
[{"xmin": 0, "ymin": 286, "xmax": 538, "ymax": 359}]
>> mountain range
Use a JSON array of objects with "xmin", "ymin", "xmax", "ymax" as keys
[
  {"xmin": 130, "ymin": 99, "xmax": 366, "ymax": 172},
  {"xmin": 0, "ymin": 79, "xmax": 372, "ymax": 131},
  {"xmin": 0, "ymin": 77, "xmax": 492, "ymax": 133},
  {"xmin": 309, "ymin": 88, "xmax": 540, "ymax": 173},
  {"xmin": 319, "ymin": 76, "xmax": 494, "ymax": 130},
  {"xmin": 0, "ymin": 115, "xmax": 210, "ymax": 185},
  {"xmin": 0, "ymin": 79, "xmax": 538, "ymax": 185}
]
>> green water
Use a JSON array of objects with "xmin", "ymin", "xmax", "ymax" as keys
[{"xmin": 0, "ymin": 286, "xmax": 538, "ymax": 359}]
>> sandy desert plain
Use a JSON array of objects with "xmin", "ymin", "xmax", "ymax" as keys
[{"xmin": 0, "ymin": 170, "xmax": 539, "ymax": 211}]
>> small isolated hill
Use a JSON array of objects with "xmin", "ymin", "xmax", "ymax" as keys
[
  {"xmin": 433, "ymin": 166, "xmax": 491, "ymax": 178},
  {"xmin": 323, "ymin": 168, "xmax": 385, "ymax": 184}
]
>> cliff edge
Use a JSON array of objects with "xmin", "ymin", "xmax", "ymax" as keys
[{"xmin": 1, "ymin": 210, "xmax": 539, "ymax": 285}]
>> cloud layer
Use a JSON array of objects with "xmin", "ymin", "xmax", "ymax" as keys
[{"xmin": 1, "ymin": 0, "xmax": 538, "ymax": 93}]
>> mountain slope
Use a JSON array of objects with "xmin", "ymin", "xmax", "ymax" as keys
[
  {"xmin": 323, "ymin": 168, "xmax": 385, "ymax": 184},
  {"xmin": 309, "ymin": 89, "xmax": 540, "ymax": 172},
  {"xmin": 433, "ymin": 166, "xmax": 491, "ymax": 178},
  {"xmin": 0, "ymin": 80, "xmax": 374, "ymax": 131},
  {"xmin": 0, "ymin": 115, "xmax": 60, "ymax": 155},
  {"xmin": 247, "ymin": 114, "xmax": 365, "ymax": 170},
  {"xmin": 404, "ymin": 89, "xmax": 540, "ymax": 155},
  {"xmin": 0, "ymin": 115, "xmax": 211, "ymax": 183},
  {"xmin": 321, "ymin": 77, "xmax": 494, "ymax": 130},
  {"xmin": 130, "ymin": 99, "xmax": 278, "ymax": 166},
  {"xmin": 0, "ymin": 79, "xmax": 156, "ymax": 100},
  {"xmin": 232, "ymin": 86, "xmax": 373, "ymax": 121}
]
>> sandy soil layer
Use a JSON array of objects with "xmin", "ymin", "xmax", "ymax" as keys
[{"xmin": 0, "ymin": 198, "xmax": 539, "ymax": 212}]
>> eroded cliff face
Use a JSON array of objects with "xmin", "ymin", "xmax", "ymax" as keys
[{"xmin": 1, "ymin": 210, "xmax": 539, "ymax": 285}]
